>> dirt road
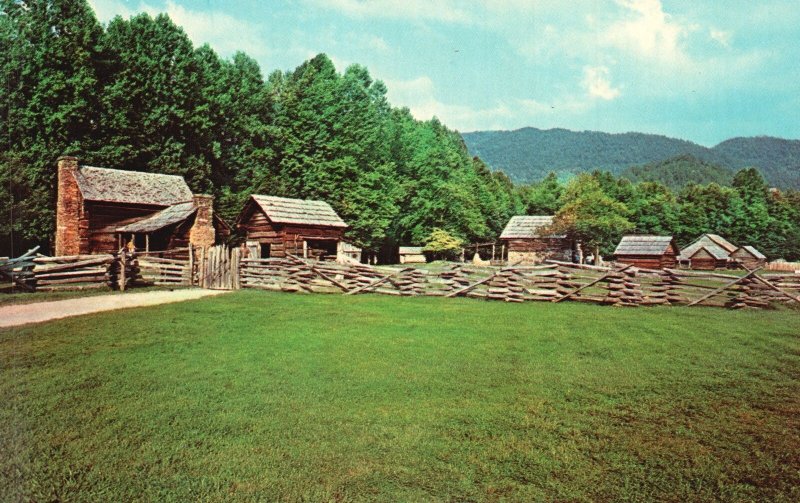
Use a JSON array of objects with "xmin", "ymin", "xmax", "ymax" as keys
[{"xmin": 0, "ymin": 289, "xmax": 229, "ymax": 328}]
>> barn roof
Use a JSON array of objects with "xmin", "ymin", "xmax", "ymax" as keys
[
  {"xmin": 249, "ymin": 195, "xmax": 347, "ymax": 228},
  {"xmin": 116, "ymin": 202, "xmax": 196, "ymax": 233},
  {"xmin": 399, "ymin": 246, "xmax": 424, "ymax": 254},
  {"xmin": 613, "ymin": 235, "xmax": 677, "ymax": 256},
  {"xmin": 75, "ymin": 166, "xmax": 193, "ymax": 206},
  {"xmin": 690, "ymin": 243, "xmax": 729, "ymax": 260},
  {"xmin": 736, "ymin": 245, "xmax": 766, "ymax": 260},
  {"xmin": 500, "ymin": 215, "xmax": 563, "ymax": 239},
  {"xmin": 679, "ymin": 234, "xmax": 737, "ymax": 260}
]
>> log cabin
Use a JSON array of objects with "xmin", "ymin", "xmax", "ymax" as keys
[
  {"xmin": 678, "ymin": 233, "xmax": 736, "ymax": 268},
  {"xmin": 54, "ymin": 156, "xmax": 230, "ymax": 256},
  {"xmin": 730, "ymin": 245, "xmax": 767, "ymax": 269},
  {"xmin": 613, "ymin": 235, "xmax": 679, "ymax": 269},
  {"xmin": 499, "ymin": 216, "xmax": 573, "ymax": 264},
  {"xmin": 236, "ymin": 195, "xmax": 348, "ymax": 260},
  {"xmin": 687, "ymin": 244, "xmax": 729, "ymax": 270}
]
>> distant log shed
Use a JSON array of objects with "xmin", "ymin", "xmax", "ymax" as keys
[
  {"xmin": 688, "ymin": 244, "xmax": 729, "ymax": 270},
  {"xmin": 613, "ymin": 235, "xmax": 679, "ymax": 269},
  {"xmin": 236, "ymin": 195, "xmax": 348, "ymax": 260},
  {"xmin": 730, "ymin": 245, "xmax": 766, "ymax": 269},
  {"xmin": 399, "ymin": 247, "xmax": 426, "ymax": 264},
  {"xmin": 678, "ymin": 233, "xmax": 736, "ymax": 268},
  {"xmin": 500, "ymin": 215, "xmax": 573, "ymax": 264}
]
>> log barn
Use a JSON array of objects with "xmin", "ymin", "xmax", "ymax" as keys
[
  {"xmin": 55, "ymin": 156, "xmax": 229, "ymax": 256},
  {"xmin": 236, "ymin": 195, "xmax": 348, "ymax": 260},
  {"xmin": 613, "ymin": 235, "xmax": 679, "ymax": 269},
  {"xmin": 678, "ymin": 233, "xmax": 736, "ymax": 268},
  {"xmin": 730, "ymin": 245, "xmax": 766, "ymax": 269},
  {"xmin": 500, "ymin": 216, "xmax": 572, "ymax": 265},
  {"xmin": 687, "ymin": 244, "xmax": 729, "ymax": 270}
]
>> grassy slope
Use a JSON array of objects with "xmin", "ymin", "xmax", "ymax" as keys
[{"xmin": 2, "ymin": 291, "xmax": 799, "ymax": 502}]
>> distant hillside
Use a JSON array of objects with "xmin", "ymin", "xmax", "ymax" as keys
[
  {"xmin": 713, "ymin": 137, "xmax": 800, "ymax": 188},
  {"xmin": 620, "ymin": 155, "xmax": 734, "ymax": 189},
  {"xmin": 461, "ymin": 127, "xmax": 800, "ymax": 188}
]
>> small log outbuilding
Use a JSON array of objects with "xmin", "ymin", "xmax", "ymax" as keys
[
  {"xmin": 500, "ymin": 216, "xmax": 573, "ymax": 264},
  {"xmin": 55, "ymin": 156, "xmax": 229, "ymax": 256},
  {"xmin": 730, "ymin": 245, "xmax": 767, "ymax": 269},
  {"xmin": 613, "ymin": 235, "xmax": 679, "ymax": 269},
  {"xmin": 399, "ymin": 247, "xmax": 427, "ymax": 264},
  {"xmin": 687, "ymin": 244, "xmax": 729, "ymax": 270},
  {"xmin": 236, "ymin": 195, "xmax": 347, "ymax": 260},
  {"xmin": 678, "ymin": 234, "xmax": 736, "ymax": 268}
]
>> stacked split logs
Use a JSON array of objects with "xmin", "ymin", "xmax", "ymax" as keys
[
  {"xmin": 603, "ymin": 270, "xmax": 643, "ymax": 306},
  {"xmin": 440, "ymin": 266, "xmax": 471, "ymax": 294},
  {"xmin": 392, "ymin": 269, "xmax": 426, "ymax": 296},
  {"xmin": 31, "ymin": 254, "xmax": 116, "ymax": 291}
]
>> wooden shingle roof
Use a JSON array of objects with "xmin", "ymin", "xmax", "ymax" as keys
[
  {"xmin": 690, "ymin": 243, "xmax": 729, "ymax": 260},
  {"xmin": 399, "ymin": 247, "xmax": 424, "ymax": 254},
  {"xmin": 75, "ymin": 166, "xmax": 192, "ymax": 206},
  {"xmin": 735, "ymin": 245, "xmax": 766, "ymax": 260},
  {"xmin": 250, "ymin": 195, "xmax": 347, "ymax": 228},
  {"xmin": 500, "ymin": 216, "xmax": 563, "ymax": 239},
  {"xmin": 679, "ymin": 234, "xmax": 737, "ymax": 260},
  {"xmin": 614, "ymin": 235, "xmax": 677, "ymax": 256},
  {"xmin": 116, "ymin": 202, "xmax": 196, "ymax": 233}
]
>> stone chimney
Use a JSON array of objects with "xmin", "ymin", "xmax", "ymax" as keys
[
  {"xmin": 55, "ymin": 156, "xmax": 81, "ymax": 256},
  {"xmin": 189, "ymin": 194, "xmax": 216, "ymax": 248}
]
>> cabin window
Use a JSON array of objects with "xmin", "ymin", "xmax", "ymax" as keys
[{"xmin": 260, "ymin": 243, "xmax": 271, "ymax": 259}]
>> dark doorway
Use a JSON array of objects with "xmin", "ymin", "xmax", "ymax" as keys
[
  {"xmin": 305, "ymin": 239, "xmax": 338, "ymax": 260},
  {"xmin": 260, "ymin": 243, "xmax": 271, "ymax": 258}
]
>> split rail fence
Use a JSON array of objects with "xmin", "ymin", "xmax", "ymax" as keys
[
  {"xmin": 4, "ymin": 244, "xmax": 798, "ymax": 310},
  {"xmin": 240, "ymin": 255, "xmax": 800, "ymax": 310}
]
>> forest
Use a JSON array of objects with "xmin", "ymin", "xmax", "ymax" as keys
[{"xmin": 2, "ymin": 0, "xmax": 799, "ymax": 261}]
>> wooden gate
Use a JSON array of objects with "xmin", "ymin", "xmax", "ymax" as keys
[{"xmin": 197, "ymin": 245, "xmax": 241, "ymax": 290}]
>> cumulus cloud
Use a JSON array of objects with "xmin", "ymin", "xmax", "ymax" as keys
[
  {"xmin": 88, "ymin": 0, "xmax": 269, "ymax": 57},
  {"xmin": 583, "ymin": 66, "xmax": 621, "ymax": 100},
  {"xmin": 605, "ymin": 0, "xmax": 687, "ymax": 63}
]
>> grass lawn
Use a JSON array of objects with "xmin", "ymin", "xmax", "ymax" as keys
[{"xmin": 2, "ymin": 291, "xmax": 799, "ymax": 502}]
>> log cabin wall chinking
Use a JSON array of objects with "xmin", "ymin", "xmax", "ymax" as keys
[
  {"xmin": 54, "ymin": 156, "xmax": 229, "ymax": 256},
  {"xmin": 236, "ymin": 195, "xmax": 348, "ymax": 260}
]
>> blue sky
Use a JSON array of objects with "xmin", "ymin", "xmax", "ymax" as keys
[{"xmin": 88, "ymin": 0, "xmax": 800, "ymax": 146}]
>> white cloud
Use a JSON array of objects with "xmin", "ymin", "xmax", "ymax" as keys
[
  {"xmin": 366, "ymin": 35, "xmax": 389, "ymax": 53},
  {"xmin": 88, "ymin": 0, "xmax": 269, "ymax": 57},
  {"xmin": 384, "ymin": 75, "xmax": 594, "ymax": 132},
  {"xmin": 583, "ymin": 66, "xmax": 621, "ymax": 100},
  {"xmin": 709, "ymin": 28, "xmax": 732, "ymax": 47},
  {"xmin": 307, "ymin": 0, "xmax": 473, "ymax": 24},
  {"xmin": 605, "ymin": 0, "xmax": 687, "ymax": 64}
]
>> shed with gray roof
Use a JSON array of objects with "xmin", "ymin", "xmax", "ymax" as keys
[
  {"xmin": 730, "ymin": 245, "xmax": 767, "ymax": 269},
  {"xmin": 499, "ymin": 215, "xmax": 572, "ymax": 264},
  {"xmin": 237, "ymin": 194, "xmax": 348, "ymax": 260},
  {"xmin": 613, "ymin": 235, "xmax": 680, "ymax": 269}
]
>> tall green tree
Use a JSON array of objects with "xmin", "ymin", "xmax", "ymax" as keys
[
  {"xmin": 0, "ymin": 0, "xmax": 103, "ymax": 255},
  {"xmin": 552, "ymin": 174, "xmax": 634, "ymax": 260}
]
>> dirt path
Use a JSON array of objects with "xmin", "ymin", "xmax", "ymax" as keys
[{"xmin": 0, "ymin": 289, "xmax": 230, "ymax": 328}]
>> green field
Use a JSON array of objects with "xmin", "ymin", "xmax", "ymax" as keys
[{"xmin": 2, "ymin": 291, "xmax": 799, "ymax": 502}]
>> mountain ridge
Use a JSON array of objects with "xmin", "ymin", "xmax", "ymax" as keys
[{"xmin": 461, "ymin": 127, "xmax": 800, "ymax": 188}]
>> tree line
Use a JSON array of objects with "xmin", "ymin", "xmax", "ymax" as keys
[{"xmin": 1, "ymin": 0, "xmax": 798, "ymax": 261}]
